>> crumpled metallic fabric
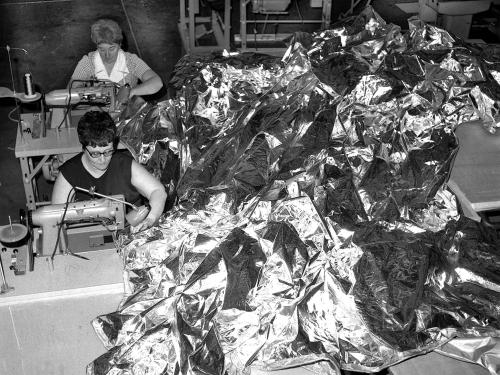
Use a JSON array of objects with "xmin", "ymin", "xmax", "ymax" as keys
[{"xmin": 88, "ymin": 6, "xmax": 500, "ymax": 375}]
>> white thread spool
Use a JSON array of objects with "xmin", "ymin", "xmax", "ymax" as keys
[{"xmin": 23, "ymin": 73, "xmax": 36, "ymax": 98}]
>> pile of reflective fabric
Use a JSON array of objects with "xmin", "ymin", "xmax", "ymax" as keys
[{"xmin": 89, "ymin": 7, "xmax": 500, "ymax": 375}]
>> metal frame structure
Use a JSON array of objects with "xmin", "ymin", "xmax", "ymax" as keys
[
  {"xmin": 238, "ymin": 0, "xmax": 332, "ymax": 55},
  {"xmin": 178, "ymin": 0, "xmax": 332, "ymax": 56},
  {"xmin": 178, "ymin": 0, "xmax": 231, "ymax": 54}
]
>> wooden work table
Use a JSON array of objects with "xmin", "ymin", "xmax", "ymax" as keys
[{"xmin": 15, "ymin": 126, "xmax": 81, "ymax": 158}]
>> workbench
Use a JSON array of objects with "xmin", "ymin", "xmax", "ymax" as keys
[
  {"xmin": 447, "ymin": 120, "xmax": 500, "ymax": 222},
  {"xmin": 0, "ymin": 249, "xmax": 124, "ymax": 374},
  {"xmin": 395, "ymin": 0, "xmax": 491, "ymax": 40}
]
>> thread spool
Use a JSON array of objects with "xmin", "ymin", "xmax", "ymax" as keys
[{"xmin": 23, "ymin": 73, "xmax": 36, "ymax": 98}]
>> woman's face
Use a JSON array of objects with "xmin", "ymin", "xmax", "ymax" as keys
[
  {"xmin": 97, "ymin": 43, "xmax": 120, "ymax": 65},
  {"xmin": 84, "ymin": 142, "xmax": 114, "ymax": 171}
]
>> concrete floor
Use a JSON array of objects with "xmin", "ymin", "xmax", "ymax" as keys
[{"xmin": 0, "ymin": 0, "xmax": 182, "ymax": 225}]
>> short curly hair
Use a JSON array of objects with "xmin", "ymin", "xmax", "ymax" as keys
[
  {"xmin": 90, "ymin": 18, "xmax": 123, "ymax": 45},
  {"xmin": 77, "ymin": 111, "xmax": 118, "ymax": 148}
]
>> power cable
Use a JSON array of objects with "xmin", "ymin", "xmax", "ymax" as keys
[
  {"xmin": 120, "ymin": 0, "xmax": 142, "ymax": 58},
  {"xmin": 49, "ymin": 187, "xmax": 90, "ymax": 262},
  {"xmin": 51, "ymin": 187, "xmax": 74, "ymax": 261}
]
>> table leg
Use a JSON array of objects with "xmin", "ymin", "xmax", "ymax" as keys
[{"xmin": 18, "ymin": 157, "xmax": 36, "ymax": 211}]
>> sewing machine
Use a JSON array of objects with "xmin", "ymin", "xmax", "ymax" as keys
[
  {"xmin": 30, "ymin": 195, "xmax": 126, "ymax": 257},
  {"xmin": 19, "ymin": 80, "xmax": 127, "ymax": 138},
  {"xmin": 42, "ymin": 81, "xmax": 127, "ymax": 128}
]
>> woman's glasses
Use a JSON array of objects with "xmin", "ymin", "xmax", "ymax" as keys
[{"xmin": 85, "ymin": 147, "xmax": 114, "ymax": 158}]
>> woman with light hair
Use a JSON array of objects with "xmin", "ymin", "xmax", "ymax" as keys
[{"xmin": 70, "ymin": 18, "xmax": 163, "ymax": 98}]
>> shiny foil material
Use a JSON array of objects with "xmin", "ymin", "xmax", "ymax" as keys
[{"xmin": 88, "ymin": 6, "xmax": 500, "ymax": 375}]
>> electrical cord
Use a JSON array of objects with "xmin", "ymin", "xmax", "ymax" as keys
[
  {"xmin": 56, "ymin": 79, "xmax": 107, "ymax": 129},
  {"xmin": 295, "ymin": 0, "xmax": 304, "ymax": 26},
  {"xmin": 50, "ymin": 187, "xmax": 74, "ymax": 261},
  {"xmin": 7, "ymin": 107, "xmax": 18, "ymax": 123},
  {"xmin": 49, "ymin": 187, "xmax": 90, "ymax": 262},
  {"xmin": 55, "ymin": 80, "xmax": 75, "ymax": 129}
]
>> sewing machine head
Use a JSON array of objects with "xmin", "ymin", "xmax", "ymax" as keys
[
  {"xmin": 43, "ymin": 80, "xmax": 128, "ymax": 128},
  {"xmin": 45, "ymin": 83, "xmax": 118, "ymax": 108},
  {"xmin": 31, "ymin": 196, "xmax": 125, "ymax": 257}
]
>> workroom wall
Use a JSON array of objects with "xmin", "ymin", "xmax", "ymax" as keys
[{"xmin": 0, "ymin": 0, "xmax": 181, "ymax": 95}]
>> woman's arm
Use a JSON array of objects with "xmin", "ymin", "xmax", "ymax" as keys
[
  {"xmin": 51, "ymin": 173, "xmax": 75, "ymax": 204},
  {"xmin": 68, "ymin": 55, "xmax": 93, "ymax": 88},
  {"xmin": 129, "ymin": 69, "xmax": 163, "ymax": 97},
  {"xmin": 130, "ymin": 160, "xmax": 167, "ymax": 228}
]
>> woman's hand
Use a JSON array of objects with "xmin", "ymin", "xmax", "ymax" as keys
[
  {"xmin": 128, "ymin": 87, "xmax": 137, "ymax": 99},
  {"xmin": 131, "ymin": 214, "xmax": 158, "ymax": 233},
  {"xmin": 128, "ymin": 69, "xmax": 163, "ymax": 98},
  {"xmin": 130, "ymin": 160, "xmax": 168, "ymax": 230},
  {"xmin": 117, "ymin": 84, "xmax": 131, "ymax": 104}
]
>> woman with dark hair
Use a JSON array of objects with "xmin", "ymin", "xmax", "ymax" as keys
[
  {"xmin": 51, "ymin": 111, "xmax": 167, "ymax": 230},
  {"xmin": 70, "ymin": 18, "xmax": 163, "ymax": 98}
]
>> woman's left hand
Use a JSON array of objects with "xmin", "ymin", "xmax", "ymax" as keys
[
  {"xmin": 116, "ymin": 84, "xmax": 131, "ymax": 104},
  {"xmin": 131, "ymin": 215, "xmax": 158, "ymax": 233},
  {"xmin": 128, "ymin": 87, "xmax": 137, "ymax": 99}
]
